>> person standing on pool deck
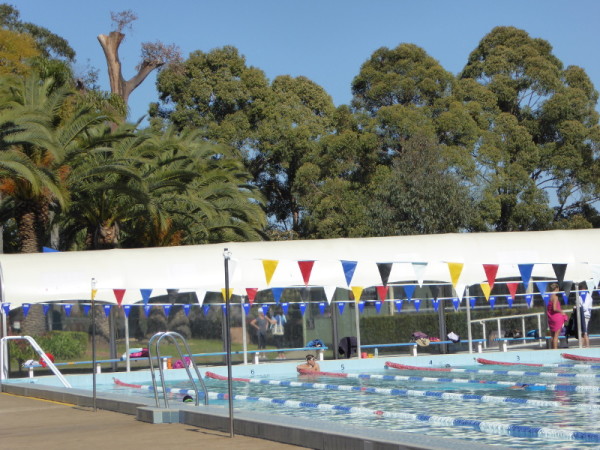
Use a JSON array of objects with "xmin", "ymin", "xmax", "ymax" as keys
[
  {"xmin": 250, "ymin": 310, "xmax": 275, "ymax": 353},
  {"xmin": 579, "ymin": 281, "xmax": 593, "ymax": 348},
  {"xmin": 547, "ymin": 282, "xmax": 568, "ymax": 349},
  {"xmin": 297, "ymin": 354, "xmax": 320, "ymax": 373}
]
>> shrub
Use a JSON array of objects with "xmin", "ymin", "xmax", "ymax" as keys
[{"xmin": 36, "ymin": 331, "xmax": 87, "ymax": 360}]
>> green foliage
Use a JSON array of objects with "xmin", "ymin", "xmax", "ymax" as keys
[{"xmin": 36, "ymin": 331, "xmax": 88, "ymax": 359}]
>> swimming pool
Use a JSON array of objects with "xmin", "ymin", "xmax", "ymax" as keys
[{"xmin": 6, "ymin": 349, "xmax": 600, "ymax": 448}]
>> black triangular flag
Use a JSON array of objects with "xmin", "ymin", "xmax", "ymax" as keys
[
  {"xmin": 376, "ymin": 263, "xmax": 393, "ymax": 287},
  {"xmin": 552, "ymin": 264, "xmax": 567, "ymax": 288}
]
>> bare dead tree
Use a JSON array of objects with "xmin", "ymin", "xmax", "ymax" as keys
[{"xmin": 97, "ymin": 10, "xmax": 181, "ymax": 114}]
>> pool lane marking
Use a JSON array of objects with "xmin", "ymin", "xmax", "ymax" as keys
[
  {"xmin": 386, "ymin": 362, "xmax": 600, "ymax": 379},
  {"xmin": 112, "ymin": 378, "xmax": 600, "ymax": 444},
  {"xmin": 204, "ymin": 372, "xmax": 600, "ymax": 411},
  {"xmin": 477, "ymin": 358, "xmax": 600, "ymax": 369}
]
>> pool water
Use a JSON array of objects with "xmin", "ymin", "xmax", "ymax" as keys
[{"xmin": 106, "ymin": 363, "xmax": 600, "ymax": 449}]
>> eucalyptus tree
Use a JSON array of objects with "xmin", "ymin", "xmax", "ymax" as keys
[{"xmin": 461, "ymin": 26, "xmax": 600, "ymax": 230}]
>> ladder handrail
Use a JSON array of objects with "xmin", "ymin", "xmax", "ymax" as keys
[
  {"xmin": 0, "ymin": 335, "xmax": 71, "ymax": 388},
  {"xmin": 147, "ymin": 331, "xmax": 208, "ymax": 408}
]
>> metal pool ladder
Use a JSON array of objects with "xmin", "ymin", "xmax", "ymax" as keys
[
  {"xmin": 147, "ymin": 331, "xmax": 208, "ymax": 408},
  {"xmin": 0, "ymin": 335, "xmax": 72, "ymax": 388}
]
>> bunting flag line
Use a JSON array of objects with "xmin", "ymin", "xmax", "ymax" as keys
[
  {"xmin": 543, "ymin": 293, "xmax": 550, "ymax": 307},
  {"xmin": 376, "ymin": 262, "xmax": 392, "ymax": 287},
  {"xmin": 525, "ymin": 294, "xmax": 532, "ymax": 308},
  {"xmin": 480, "ymin": 282, "xmax": 491, "ymax": 301},
  {"xmin": 412, "ymin": 262, "xmax": 427, "ymax": 287},
  {"xmin": 432, "ymin": 299, "xmax": 439, "ymax": 312},
  {"xmin": 163, "ymin": 304, "xmax": 172, "ymax": 316},
  {"xmin": 469, "ymin": 298, "xmax": 476, "ymax": 309},
  {"xmin": 243, "ymin": 303, "xmax": 251, "ymax": 315},
  {"xmin": 183, "ymin": 304, "xmax": 191, "ymax": 316},
  {"xmin": 518, "ymin": 264, "xmax": 534, "ymax": 291},
  {"xmin": 482, "ymin": 264, "xmax": 499, "ymax": 290},
  {"xmin": 376, "ymin": 285, "xmax": 388, "ymax": 301},
  {"xmin": 203, "ymin": 304, "xmax": 210, "ymax": 316},
  {"xmin": 375, "ymin": 300, "xmax": 382, "ymax": 313},
  {"xmin": 261, "ymin": 304, "xmax": 269, "ymax": 315},
  {"xmin": 414, "ymin": 299, "xmax": 421, "ymax": 312},
  {"xmin": 536, "ymin": 281, "xmax": 548, "ymax": 297},
  {"xmin": 298, "ymin": 260, "xmax": 315, "ymax": 286},
  {"xmin": 64, "ymin": 304, "xmax": 72, "ymax": 317},
  {"xmin": 489, "ymin": 296, "xmax": 496, "ymax": 309},
  {"xmin": 262, "ymin": 259, "xmax": 279, "ymax": 286},
  {"xmin": 447, "ymin": 262, "xmax": 464, "ymax": 288},
  {"xmin": 337, "ymin": 302, "xmax": 345, "ymax": 315},
  {"xmin": 144, "ymin": 305, "xmax": 152, "ymax": 317},
  {"xmin": 282, "ymin": 302, "xmax": 289, "ymax": 315},
  {"xmin": 123, "ymin": 304, "xmax": 132, "ymax": 318},
  {"xmin": 91, "ymin": 288, "xmax": 98, "ymax": 300},
  {"xmin": 83, "ymin": 305, "xmax": 90, "ymax": 316},
  {"xmin": 245, "ymin": 288, "xmax": 258, "ymax": 305},
  {"xmin": 404, "ymin": 284, "xmax": 416, "ymax": 302},
  {"xmin": 22, "ymin": 303, "xmax": 30, "ymax": 318},
  {"xmin": 358, "ymin": 301, "xmax": 365, "ymax": 313},
  {"xmin": 341, "ymin": 260, "xmax": 358, "ymax": 286},
  {"xmin": 140, "ymin": 289, "xmax": 152, "ymax": 305},
  {"xmin": 103, "ymin": 304, "xmax": 111, "ymax": 317},
  {"xmin": 507, "ymin": 283, "xmax": 519, "ymax": 302},
  {"xmin": 43, "ymin": 304, "xmax": 50, "ymax": 316},
  {"xmin": 351, "ymin": 286, "xmax": 364, "ymax": 303},
  {"xmin": 553, "ymin": 263, "xmax": 567, "ymax": 287},
  {"xmin": 395, "ymin": 299, "xmax": 403, "ymax": 313},
  {"xmin": 452, "ymin": 298, "xmax": 460, "ymax": 311},
  {"xmin": 221, "ymin": 304, "xmax": 227, "ymax": 316},
  {"xmin": 221, "ymin": 288, "xmax": 233, "ymax": 302},
  {"xmin": 319, "ymin": 302, "xmax": 326, "ymax": 315},
  {"xmin": 195, "ymin": 290, "xmax": 206, "ymax": 306},
  {"xmin": 299, "ymin": 302, "xmax": 307, "ymax": 316},
  {"xmin": 113, "ymin": 289, "xmax": 126, "ymax": 306},
  {"xmin": 271, "ymin": 287, "xmax": 284, "ymax": 304},
  {"xmin": 324, "ymin": 286, "xmax": 337, "ymax": 305}
]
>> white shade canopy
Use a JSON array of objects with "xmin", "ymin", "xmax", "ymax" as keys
[{"xmin": 0, "ymin": 229, "xmax": 599, "ymax": 308}]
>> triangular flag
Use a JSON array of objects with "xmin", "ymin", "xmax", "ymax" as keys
[
  {"xmin": 271, "ymin": 287, "xmax": 284, "ymax": 304},
  {"xmin": 507, "ymin": 295, "xmax": 513, "ymax": 308},
  {"xmin": 183, "ymin": 304, "xmax": 191, "ymax": 316},
  {"xmin": 518, "ymin": 264, "xmax": 534, "ymax": 291},
  {"xmin": 281, "ymin": 302, "xmax": 289, "ymax": 315},
  {"xmin": 543, "ymin": 294, "xmax": 550, "ymax": 307},
  {"xmin": 324, "ymin": 286, "xmax": 337, "ymax": 305},
  {"xmin": 351, "ymin": 286, "xmax": 364, "ymax": 303},
  {"xmin": 298, "ymin": 261, "xmax": 315, "ymax": 286},
  {"xmin": 261, "ymin": 304, "xmax": 269, "ymax": 315},
  {"xmin": 195, "ymin": 290, "xmax": 206, "ymax": 306},
  {"xmin": 447, "ymin": 262, "xmax": 464, "ymax": 288},
  {"xmin": 395, "ymin": 300, "xmax": 403, "ymax": 313},
  {"xmin": 562, "ymin": 292, "xmax": 569, "ymax": 305},
  {"xmin": 480, "ymin": 282, "xmax": 491, "ymax": 301},
  {"xmin": 221, "ymin": 288, "xmax": 234, "ymax": 302},
  {"xmin": 376, "ymin": 286, "xmax": 389, "ymax": 301},
  {"xmin": 64, "ymin": 304, "xmax": 73, "ymax": 317},
  {"xmin": 586, "ymin": 279, "xmax": 596, "ymax": 292},
  {"xmin": 243, "ymin": 303, "xmax": 251, "ymax": 315},
  {"xmin": 525, "ymin": 294, "xmax": 532, "ymax": 308},
  {"xmin": 469, "ymin": 298, "xmax": 476, "ymax": 309},
  {"xmin": 246, "ymin": 288, "xmax": 258, "ymax": 305},
  {"xmin": 412, "ymin": 262, "xmax": 428, "ymax": 287},
  {"xmin": 203, "ymin": 304, "xmax": 210, "ymax": 315},
  {"xmin": 140, "ymin": 289, "xmax": 152, "ymax": 306},
  {"xmin": 91, "ymin": 289, "xmax": 98, "ymax": 300},
  {"xmin": 374, "ymin": 300, "xmax": 382, "ymax": 313},
  {"xmin": 482, "ymin": 264, "xmax": 499, "ymax": 290},
  {"xmin": 123, "ymin": 304, "xmax": 132, "ymax": 318},
  {"xmin": 432, "ymin": 299, "xmax": 439, "ymax": 312},
  {"xmin": 113, "ymin": 289, "xmax": 126, "ymax": 306},
  {"xmin": 262, "ymin": 259, "xmax": 279, "ymax": 286},
  {"xmin": 83, "ymin": 305, "xmax": 90, "ymax": 316},
  {"xmin": 580, "ymin": 290, "xmax": 588, "ymax": 303},
  {"xmin": 376, "ymin": 263, "xmax": 392, "ymax": 287},
  {"xmin": 163, "ymin": 304, "xmax": 172, "ymax": 316},
  {"xmin": 221, "ymin": 304, "xmax": 227, "ymax": 316},
  {"xmin": 42, "ymin": 246, "xmax": 59, "ymax": 252},
  {"xmin": 507, "ymin": 282, "xmax": 519, "ymax": 301},
  {"xmin": 358, "ymin": 301, "xmax": 365, "ymax": 313},
  {"xmin": 337, "ymin": 302, "xmax": 346, "ymax": 315},
  {"xmin": 489, "ymin": 296, "xmax": 496, "ymax": 309},
  {"xmin": 553, "ymin": 263, "xmax": 567, "ymax": 287},
  {"xmin": 319, "ymin": 302, "xmax": 326, "ymax": 315},
  {"xmin": 452, "ymin": 298, "xmax": 460, "ymax": 311},
  {"xmin": 144, "ymin": 305, "xmax": 152, "ymax": 317},
  {"xmin": 341, "ymin": 260, "xmax": 358, "ymax": 286},
  {"xmin": 455, "ymin": 283, "xmax": 466, "ymax": 302},
  {"xmin": 22, "ymin": 303, "xmax": 30, "ymax": 318},
  {"xmin": 299, "ymin": 302, "xmax": 307, "ymax": 316},
  {"xmin": 404, "ymin": 285, "xmax": 416, "ymax": 301},
  {"xmin": 103, "ymin": 305, "xmax": 112, "ymax": 317},
  {"xmin": 536, "ymin": 281, "xmax": 548, "ymax": 296},
  {"xmin": 414, "ymin": 299, "xmax": 421, "ymax": 312}
]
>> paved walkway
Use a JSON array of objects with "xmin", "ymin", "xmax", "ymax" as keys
[{"xmin": 0, "ymin": 393, "xmax": 306, "ymax": 450}]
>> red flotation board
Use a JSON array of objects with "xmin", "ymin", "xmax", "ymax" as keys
[
  {"xmin": 476, "ymin": 358, "xmax": 543, "ymax": 367},
  {"xmin": 561, "ymin": 353, "xmax": 600, "ymax": 362},
  {"xmin": 385, "ymin": 362, "xmax": 451, "ymax": 372}
]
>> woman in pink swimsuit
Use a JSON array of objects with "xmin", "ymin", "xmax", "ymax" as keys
[{"xmin": 547, "ymin": 282, "xmax": 568, "ymax": 349}]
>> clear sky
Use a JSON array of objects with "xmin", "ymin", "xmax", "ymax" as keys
[{"xmin": 16, "ymin": 0, "xmax": 600, "ymax": 123}]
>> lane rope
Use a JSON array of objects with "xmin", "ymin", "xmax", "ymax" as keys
[
  {"xmin": 477, "ymin": 358, "xmax": 600, "ymax": 369},
  {"xmin": 113, "ymin": 377, "xmax": 600, "ymax": 443}
]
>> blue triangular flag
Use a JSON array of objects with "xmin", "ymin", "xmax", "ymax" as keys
[
  {"xmin": 144, "ymin": 305, "xmax": 152, "ymax": 317},
  {"xmin": 261, "ymin": 304, "xmax": 269, "ymax": 315},
  {"xmin": 299, "ymin": 302, "xmax": 307, "ymax": 316},
  {"xmin": 337, "ymin": 302, "xmax": 345, "ymax": 315},
  {"xmin": 103, "ymin": 304, "xmax": 112, "ymax": 317},
  {"xmin": 580, "ymin": 290, "xmax": 588, "ymax": 303},
  {"xmin": 404, "ymin": 285, "xmax": 416, "ymax": 301},
  {"xmin": 536, "ymin": 281, "xmax": 548, "ymax": 296},
  {"xmin": 64, "ymin": 304, "xmax": 72, "ymax": 317},
  {"xmin": 518, "ymin": 264, "xmax": 534, "ymax": 291},
  {"xmin": 375, "ymin": 300, "xmax": 382, "ymax": 313},
  {"xmin": 2, "ymin": 303, "xmax": 10, "ymax": 315},
  {"xmin": 183, "ymin": 304, "xmax": 191, "ymax": 316},
  {"xmin": 272, "ymin": 287, "xmax": 284, "ymax": 304},
  {"xmin": 163, "ymin": 304, "xmax": 172, "ymax": 316},
  {"xmin": 22, "ymin": 303, "xmax": 30, "ymax": 318},
  {"xmin": 281, "ymin": 302, "xmax": 289, "ymax": 315},
  {"xmin": 123, "ymin": 305, "xmax": 132, "ymax": 318},
  {"xmin": 543, "ymin": 294, "xmax": 550, "ymax": 307},
  {"xmin": 507, "ymin": 295, "xmax": 513, "ymax": 308},
  {"xmin": 452, "ymin": 298, "xmax": 460, "ymax": 311},
  {"xmin": 525, "ymin": 294, "xmax": 532, "ymax": 308},
  {"xmin": 221, "ymin": 304, "xmax": 227, "ymax": 316},
  {"xmin": 340, "ymin": 260, "xmax": 358, "ymax": 286},
  {"xmin": 395, "ymin": 299, "xmax": 403, "ymax": 313},
  {"xmin": 83, "ymin": 305, "xmax": 90, "ymax": 316},
  {"xmin": 140, "ymin": 289, "xmax": 152, "ymax": 306},
  {"xmin": 203, "ymin": 304, "xmax": 210, "ymax": 315},
  {"xmin": 319, "ymin": 302, "xmax": 326, "ymax": 315},
  {"xmin": 243, "ymin": 303, "xmax": 251, "ymax": 315},
  {"xmin": 42, "ymin": 246, "xmax": 59, "ymax": 252},
  {"xmin": 43, "ymin": 304, "xmax": 50, "ymax": 316},
  {"xmin": 432, "ymin": 299, "xmax": 439, "ymax": 312},
  {"xmin": 469, "ymin": 298, "xmax": 476, "ymax": 309},
  {"xmin": 414, "ymin": 299, "xmax": 421, "ymax": 312},
  {"xmin": 489, "ymin": 296, "xmax": 496, "ymax": 309},
  {"xmin": 562, "ymin": 293, "xmax": 569, "ymax": 305},
  {"xmin": 358, "ymin": 301, "xmax": 365, "ymax": 313}
]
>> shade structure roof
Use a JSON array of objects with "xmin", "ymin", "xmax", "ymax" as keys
[{"xmin": 1, "ymin": 229, "xmax": 599, "ymax": 308}]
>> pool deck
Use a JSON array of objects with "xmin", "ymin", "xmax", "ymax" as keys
[{"xmin": 0, "ymin": 392, "xmax": 304, "ymax": 450}]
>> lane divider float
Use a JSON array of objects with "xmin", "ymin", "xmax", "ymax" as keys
[{"xmin": 477, "ymin": 358, "xmax": 600, "ymax": 369}]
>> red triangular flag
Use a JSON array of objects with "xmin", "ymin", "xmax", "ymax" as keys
[
  {"xmin": 507, "ymin": 282, "xmax": 519, "ymax": 301},
  {"xmin": 376, "ymin": 286, "xmax": 389, "ymax": 301},
  {"xmin": 298, "ymin": 261, "xmax": 315, "ymax": 286},
  {"xmin": 483, "ymin": 264, "xmax": 499, "ymax": 290},
  {"xmin": 246, "ymin": 288, "xmax": 258, "ymax": 305},
  {"xmin": 113, "ymin": 289, "xmax": 126, "ymax": 306}
]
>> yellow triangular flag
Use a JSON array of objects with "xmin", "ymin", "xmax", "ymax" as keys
[
  {"xmin": 221, "ymin": 288, "xmax": 234, "ymax": 301},
  {"xmin": 262, "ymin": 259, "xmax": 279, "ymax": 286},
  {"xmin": 480, "ymin": 282, "xmax": 491, "ymax": 301},
  {"xmin": 91, "ymin": 289, "xmax": 98, "ymax": 300},
  {"xmin": 447, "ymin": 262, "xmax": 464, "ymax": 288},
  {"xmin": 351, "ymin": 286, "xmax": 364, "ymax": 303}
]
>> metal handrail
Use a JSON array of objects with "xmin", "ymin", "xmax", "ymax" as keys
[
  {"xmin": 0, "ymin": 335, "xmax": 71, "ymax": 388},
  {"xmin": 147, "ymin": 331, "xmax": 208, "ymax": 408}
]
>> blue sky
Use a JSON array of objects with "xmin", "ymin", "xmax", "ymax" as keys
[{"xmin": 16, "ymin": 1, "xmax": 600, "ymax": 123}]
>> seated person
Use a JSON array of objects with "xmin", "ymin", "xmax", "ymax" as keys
[{"xmin": 297, "ymin": 354, "xmax": 320, "ymax": 373}]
